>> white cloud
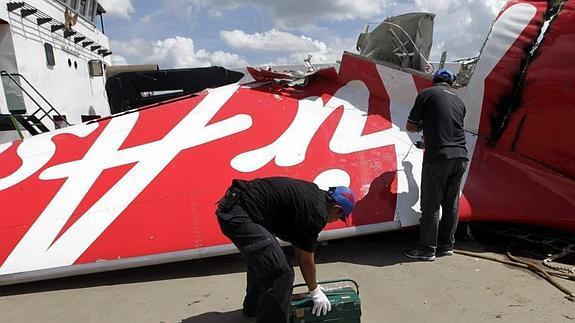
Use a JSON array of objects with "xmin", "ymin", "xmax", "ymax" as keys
[
  {"xmin": 410, "ymin": 0, "xmax": 507, "ymax": 60},
  {"xmin": 221, "ymin": 29, "xmax": 326, "ymax": 52},
  {"xmin": 282, "ymin": 36, "xmax": 355, "ymax": 65},
  {"xmin": 139, "ymin": 15, "xmax": 151, "ymax": 23},
  {"xmin": 99, "ymin": 0, "xmax": 135, "ymax": 19},
  {"xmin": 221, "ymin": 28, "xmax": 355, "ymax": 65},
  {"xmin": 171, "ymin": 0, "xmax": 393, "ymax": 29},
  {"xmin": 111, "ymin": 54, "xmax": 129, "ymax": 66},
  {"xmin": 111, "ymin": 37, "xmax": 249, "ymax": 68},
  {"xmin": 209, "ymin": 51, "xmax": 250, "ymax": 67},
  {"xmin": 109, "ymin": 0, "xmax": 509, "ymax": 66},
  {"xmin": 160, "ymin": 0, "xmax": 507, "ymax": 61}
]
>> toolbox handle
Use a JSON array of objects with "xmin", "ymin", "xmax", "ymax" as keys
[{"xmin": 292, "ymin": 279, "xmax": 360, "ymax": 295}]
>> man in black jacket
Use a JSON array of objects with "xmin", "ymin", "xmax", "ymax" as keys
[
  {"xmin": 404, "ymin": 69, "xmax": 468, "ymax": 261},
  {"xmin": 216, "ymin": 177, "xmax": 356, "ymax": 323}
]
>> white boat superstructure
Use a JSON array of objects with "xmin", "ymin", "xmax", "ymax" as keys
[{"xmin": 0, "ymin": 0, "xmax": 111, "ymax": 143}]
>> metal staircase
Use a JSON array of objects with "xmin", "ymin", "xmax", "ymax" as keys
[{"xmin": 1, "ymin": 71, "xmax": 70, "ymax": 138}]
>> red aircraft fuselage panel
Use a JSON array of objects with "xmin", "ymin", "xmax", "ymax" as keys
[{"xmin": 0, "ymin": 0, "xmax": 573, "ymax": 285}]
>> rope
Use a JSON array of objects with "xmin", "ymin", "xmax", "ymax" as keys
[
  {"xmin": 506, "ymin": 243, "xmax": 575, "ymax": 302},
  {"xmin": 453, "ymin": 250, "xmax": 574, "ymax": 280},
  {"xmin": 543, "ymin": 248, "xmax": 575, "ymax": 274},
  {"xmin": 454, "ymin": 246, "xmax": 575, "ymax": 302},
  {"xmin": 475, "ymin": 224, "xmax": 575, "ymax": 275}
]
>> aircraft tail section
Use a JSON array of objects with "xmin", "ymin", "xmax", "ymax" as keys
[{"xmin": 462, "ymin": 0, "xmax": 575, "ymax": 232}]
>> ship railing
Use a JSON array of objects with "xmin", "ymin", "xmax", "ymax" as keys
[{"xmin": 1, "ymin": 71, "xmax": 71, "ymax": 135}]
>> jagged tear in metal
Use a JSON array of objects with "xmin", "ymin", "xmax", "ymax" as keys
[
  {"xmin": 489, "ymin": 0, "xmax": 568, "ymax": 145},
  {"xmin": 356, "ymin": 12, "xmax": 434, "ymax": 72},
  {"xmin": 500, "ymin": 0, "xmax": 575, "ymax": 179}
]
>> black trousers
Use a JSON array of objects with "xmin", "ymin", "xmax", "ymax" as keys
[
  {"xmin": 419, "ymin": 158, "xmax": 468, "ymax": 252},
  {"xmin": 216, "ymin": 194, "xmax": 294, "ymax": 323}
]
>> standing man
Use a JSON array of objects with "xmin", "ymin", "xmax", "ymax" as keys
[
  {"xmin": 216, "ymin": 177, "xmax": 356, "ymax": 322},
  {"xmin": 404, "ymin": 69, "xmax": 468, "ymax": 261}
]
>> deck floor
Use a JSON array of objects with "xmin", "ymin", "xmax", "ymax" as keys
[{"xmin": 1, "ymin": 227, "xmax": 574, "ymax": 323}]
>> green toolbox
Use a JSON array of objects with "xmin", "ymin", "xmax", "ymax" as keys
[{"xmin": 291, "ymin": 279, "xmax": 361, "ymax": 323}]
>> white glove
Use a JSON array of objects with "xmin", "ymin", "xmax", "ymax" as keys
[{"xmin": 310, "ymin": 285, "xmax": 331, "ymax": 316}]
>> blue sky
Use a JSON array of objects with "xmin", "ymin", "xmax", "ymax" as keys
[{"xmin": 99, "ymin": 0, "xmax": 506, "ymax": 69}]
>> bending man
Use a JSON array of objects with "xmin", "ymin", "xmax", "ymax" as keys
[{"xmin": 216, "ymin": 176, "xmax": 355, "ymax": 322}]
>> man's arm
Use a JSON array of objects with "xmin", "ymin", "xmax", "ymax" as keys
[
  {"xmin": 294, "ymin": 247, "xmax": 318, "ymax": 291},
  {"xmin": 406, "ymin": 93, "xmax": 424, "ymax": 133},
  {"xmin": 405, "ymin": 120, "xmax": 420, "ymax": 133},
  {"xmin": 295, "ymin": 246, "xmax": 331, "ymax": 316}
]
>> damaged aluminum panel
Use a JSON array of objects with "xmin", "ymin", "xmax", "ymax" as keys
[
  {"xmin": 502, "ymin": 0, "xmax": 575, "ymax": 179},
  {"xmin": 356, "ymin": 12, "xmax": 434, "ymax": 72},
  {"xmin": 468, "ymin": 0, "xmax": 549, "ymax": 137}
]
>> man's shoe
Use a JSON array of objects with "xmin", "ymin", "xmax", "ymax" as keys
[
  {"xmin": 436, "ymin": 248, "xmax": 454, "ymax": 257},
  {"xmin": 404, "ymin": 248, "xmax": 435, "ymax": 261}
]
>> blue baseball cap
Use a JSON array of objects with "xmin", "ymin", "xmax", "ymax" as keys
[
  {"xmin": 433, "ymin": 68, "xmax": 456, "ymax": 84},
  {"xmin": 327, "ymin": 186, "xmax": 356, "ymax": 218}
]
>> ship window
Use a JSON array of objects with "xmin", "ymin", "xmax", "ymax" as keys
[
  {"xmin": 44, "ymin": 43, "xmax": 55, "ymax": 67},
  {"xmin": 87, "ymin": 0, "xmax": 96, "ymax": 21},
  {"xmin": 53, "ymin": 115, "xmax": 68, "ymax": 129},
  {"xmin": 88, "ymin": 60, "xmax": 103, "ymax": 76},
  {"xmin": 69, "ymin": 0, "xmax": 78, "ymax": 11},
  {"xmin": 79, "ymin": 0, "xmax": 88, "ymax": 16}
]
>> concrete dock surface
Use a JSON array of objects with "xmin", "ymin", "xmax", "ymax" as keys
[{"xmin": 1, "ymin": 226, "xmax": 574, "ymax": 323}]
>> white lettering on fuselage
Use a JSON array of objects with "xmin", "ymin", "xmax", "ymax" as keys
[
  {"xmin": 0, "ymin": 126, "xmax": 98, "ymax": 191},
  {"xmin": 0, "ymin": 142, "xmax": 12, "ymax": 155},
  {"xmin": 0, "ymin": 85, "xmax": 251, "ymax": 274},
  {"xmin": 0, "ymin": 1, "xmax": 538, "ymax": 273},
  {"xmin": 232, "ymin": 81, "xmax": 400, "ymax": 172},
  {"xmin": 0, "ymin": 81, "xmax": 414, "ymax": 275}
]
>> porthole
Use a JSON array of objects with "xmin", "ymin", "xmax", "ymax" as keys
[
  {"xmin": 68, "ymin": 58, "xmax": 72, "ymax": 67},
  {"xmin": 74, "ymin": 61, "xmax": 78, "ymax": 69}
]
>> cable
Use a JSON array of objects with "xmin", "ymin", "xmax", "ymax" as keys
[
  {"xmin": 401, "ymin": 143, "xmax": 415, "ymax": 163},
  {"xmin": 453, "ymin": 250, "xmax": 574, "ymax": 280},
  {"xmin": 506, "ymin": 243, "xmax": 575, "ymax": 302},
  {"xmin": 454, "ymin": 247, "xmax": 575, "ymax": 302}
]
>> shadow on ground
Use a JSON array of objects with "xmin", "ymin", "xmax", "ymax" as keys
[
  {"xmin": 0, "ymin": 252, "xmax": 246, "ymax": 297},
  {"xmin": 0, "ymin": 228, "xmax": 422, "ymax": 296},
  {"xmin": 180, "ymin": 309, "xmax": 251, "ymax": 323},
  {"xmin": 1, "ymin": 223, "xmax": 572, "ymax": 297}
]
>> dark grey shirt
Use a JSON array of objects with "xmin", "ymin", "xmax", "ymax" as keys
[
  {"xmin": 408, "ymin": 83, "xmax": 468, "ymax": 163},
  {"xmin": 232, "ymin": 177, "xmax": 328, "ymax": 252}
]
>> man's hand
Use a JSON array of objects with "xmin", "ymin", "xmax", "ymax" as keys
[
  {"xmin": 294, "ymin": 247, "xmax": 331, "ymax": 315},
  {"xmin": 310, "ymin": 285, "xmax": 331, "ymax": 316}
]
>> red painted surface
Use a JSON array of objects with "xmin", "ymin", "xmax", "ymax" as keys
[
  {"xmin": 1, "ymin": 0, "xmax": 574, "ymax": 283},
  {"xmin": 505, "ymin": 0, "xmax": 575, "ymax": 178},
  {"xmin": 463, "ymin": 0, "xmax": 575, "ymax": 231},
  {"xmin": 0, "ymin": 56, "xmax": 402, "ymax": 270},
  {"xmin": 0, "ymin": 141, "xmax": 22, "ymax": 178},
  {"xmin": 479, "ymin": 0, "xmax": 548, "ymax": 136}
]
